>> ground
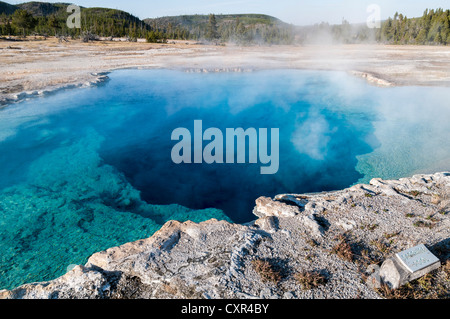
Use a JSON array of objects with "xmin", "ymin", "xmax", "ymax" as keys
[{"xmin": 1, "ymin": 38, "xmax": 450, "ymax": 105}]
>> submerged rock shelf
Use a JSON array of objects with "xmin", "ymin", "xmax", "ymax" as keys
[
  {"xmin": 2, "ymin": 172, "xmax": 449, "ymax": 299},
  {"xmin": 0, "ymin": 131, "xmax": 230, "ymax": 291}
]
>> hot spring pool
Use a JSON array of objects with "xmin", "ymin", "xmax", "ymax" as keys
[{"xmin": 0, "ymin": 69, "xmax": 449, "ymax": 289}]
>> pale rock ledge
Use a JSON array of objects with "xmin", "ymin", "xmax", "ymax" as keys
[{"xmin": 1, "ymin": 172, "xmax": 449, "ymax": 299}]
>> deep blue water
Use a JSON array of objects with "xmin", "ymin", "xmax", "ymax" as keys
[{"xmin": 0, "ymin": 69, "xmax": 449, "ymax": 289}]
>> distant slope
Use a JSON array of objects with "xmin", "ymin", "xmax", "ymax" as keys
[
  {"xmin": 0, "ymin": 1, "xmax": 18, "ymax": 15},
  {"xmin": 16, "ymin": 1, "xmax": 69, "ymax": 16},
  {"xmin": 144, "ymin": 14, "xmax": 294, "ymax": 44},
  {"xmin": 1, "ymin": 1, "xmax": 143, "ymax": 23},
  {"xmin": 0, "ymin": 1, "xmax": 143, "ymax": 23},
  {"xmin": 0, "ymin": 4, "xmax": 292, "ymax": 43},
  {"xmin": 0, "ymin": 1, "xmax": 70, "ymax": 16},
  {"xmin": 144, "ymin": 13, "xmax": 289, "ymax": 34},
  {"xmin": 144, "ymin": 14, "xmax": 285, "ymax": 28},
  {"xmin": 82, "ymin": 7, "xmax": 143, "ymax": 24},
  {"xmin": 0, "ymin": 1, "xmax": 150, "ymax": 39}
]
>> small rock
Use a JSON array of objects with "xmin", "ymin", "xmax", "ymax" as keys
[
  {"xmin": 259, "ymin": 288, "xmax": 278, "ymax": 299},
  {"xmin": 254, "ymin": 216, "xmax": 278, "ymax": 233},
  {"xmin": 283, "ymin": 291, "xmax": 295, "ymax": 299},
  {"xmin": 365, "ymin": 264, "xmax": 381, "ymax": 289},
  {"xmin": 274, "ymin": 194, "xmax": 308, "ymax": 208},
  {"xmin": 370, "ymin": 178, "xmax": 400, "ymax": 197},
  {"xmin": 336, "ymin": 218, "xmax": 356, "ymax": 231},
  {"xmin": 300, "ymin": 214, "xmax": 324, "ymax": 238},
  {"xmin": 253, "ymin": 196, "xmax": 300, "ymax": 218},
  {"xmin": 183, "ymin": 225, "xmax": 206, "ymax": 241}
]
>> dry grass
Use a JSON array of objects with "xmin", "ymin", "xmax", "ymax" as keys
[
  {"xmin": 413, "ymin": 220, "xmax": 434, "ymax": 229},
  {"xmin": 369, "ymin": 239, "xmax": 392, "ymax": 256},
  {"xmin": 409, "ymin": 190, "xmax": 421, "ymax": 197},
  {"xmin": 377, "ymin": 262, "xmax": 450, "ymax": 299},
  {"xmin": 161, "ymin": 283, "xmax": 178, "ymax": 295},
  {"xmin": 331, "ymin": 235, "xmax": 353, "ymax": 262},
  {"xmin": 252, "ymin": 258, "xmax": 282, "ymax": 284},
  {"xmin": 383, "ymin": 232, "xmax": 400, "ymax": 240},
  {"xmin": 295, "ymin": 270, "xmax": 327, "ymax": 290},
  {"xmin": 442, "ymin": 260, "xmax": 450, "ymax": 278},
  {"xmin": 307, "ymin": 239, "xmax": 319, "ymax": 247},
  {"xmin": 377, "ymin": 282, "xmax": 415, "ymax": 299},
  {"xmin": 426, "ymin": 214, "xmax": 440, "ymax": 222}
]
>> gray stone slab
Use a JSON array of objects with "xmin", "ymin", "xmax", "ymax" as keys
[
  {"xmin": 396, "ymin": 244, "xmax": 440, "ymax": 273},
  {"xmin": 380, "ymin": 244, "xmax": 441, "ymax": 289}
]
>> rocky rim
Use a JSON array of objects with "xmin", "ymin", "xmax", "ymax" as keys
[{"xmin": 1, "ymin": 172, "xmax": 449, "ymax": 299}]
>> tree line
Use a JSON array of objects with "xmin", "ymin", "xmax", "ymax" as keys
[
  {"xmin": 0, "ymin": 9, "xmax": 295, "ymax": 44},
  {"xmin": 377, "ymin": 8, "xmax": 450, "ymax": 44},
  {"xmin": 0, "ymin": 8, "xmax": 171, "ymax": 42},
  {"xmin": 160, "ymin": 14, "xmax": 295, "ymax": 45},
  {"xmin": 297, "ymin": 8, "xmax": 450, "ymax": 45},
  {"xmin": 0, "ymin": 7, "xmax": 449, "ymax": 45}
]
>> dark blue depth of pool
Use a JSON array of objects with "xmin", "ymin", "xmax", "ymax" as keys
[{"xmin": 0, "ymin": 69, "xmax": 449, "ymax": 289}]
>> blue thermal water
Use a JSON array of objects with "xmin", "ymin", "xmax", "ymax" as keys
[{"xmin": 0, "ymin": 69, "xmax": 449, "ymax": 289}]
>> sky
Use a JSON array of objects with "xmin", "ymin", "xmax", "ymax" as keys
[{"xmin": 6, "ymin": 0, "xmax": 450, "ymax": 25}]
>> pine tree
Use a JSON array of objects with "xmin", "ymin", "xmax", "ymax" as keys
[
  {"xmin": 11, "ymin": 9, "xmax": 35, "ymax": 37},
  {"xmin": 416, "ymin": 28, "xmax": 428, "ymax": 44},
  {"xmin": 206, "ymin": 14, "xmax": 219, "ymax": 42},
  {"xmin": 47, "ymin": 15, "xmax": 59, "ymax": 36},
  {"xmin": 236, "ymin": 19, "xmax": 246, "ymax": 43},
  {"xmin": 434, "ymin": 31, "xmax": 442, "ymax": 44}
]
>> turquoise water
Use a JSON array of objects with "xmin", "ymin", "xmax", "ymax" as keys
[{"xmin": 0, "ymin": 69, "xmax": 449, "ymax": 289}]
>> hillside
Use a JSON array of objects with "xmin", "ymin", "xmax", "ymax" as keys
[
  {"xmin": 16, "ymin": 1, "xmax": 68, "ymax": 16},
  {"xmin": 0, "ymin": 1, "xmax": 150, "ymax": 39},
  {"xmin": 144, "ymin": 14, "xmax": 294, "ymax": 43},
  {"xmin": 0, "ymin": 2, "xmax": 294, "ymax": 44},
  {"xmin": 0, "ymin": 1, "xmax": 143, "ymax": 21},
  {"xmin": 0, "ymin": 1, "xmax": 16, "ymax": 15},
  {"xmin": 144, "ymin": 14, "xmax": 285, "ymax": 29},
  {"xmin": 0, "ymin": 1, "xmax": 70, "ymax": 16}
]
